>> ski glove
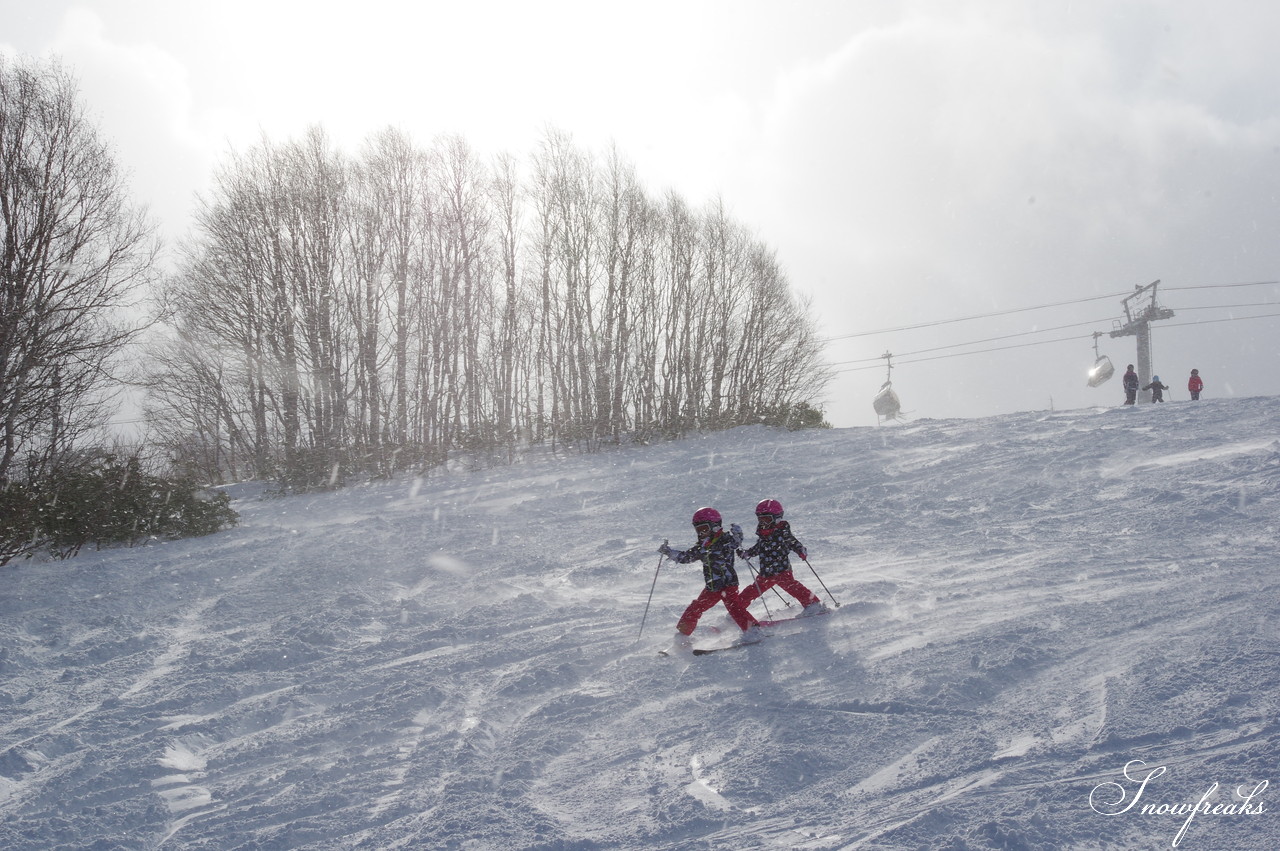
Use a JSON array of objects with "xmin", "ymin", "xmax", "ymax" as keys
[
  {"xmin": 797, "ymin": 549, "xmax": 807, "ymax": 560},
  {"xmin": 730, "ymin": 523, "xmax": 742, "ymax": 537},
  {"xmin": 658, "ymin": 543, "xmax": 674, "ymax": 557},
  {"xmin": 736, "ymin": 548, "xmax": 747, "ymax": 559}
]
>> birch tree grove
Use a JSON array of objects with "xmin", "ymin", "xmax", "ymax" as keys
[{"xmin": 150, "ymin": 127, "xmax": 831, "ymax": 487}]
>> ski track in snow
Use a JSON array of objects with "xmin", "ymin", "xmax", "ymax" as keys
[{"xmin": 2, "ymin": 397, "xmax": 1280, "ymax": 848}]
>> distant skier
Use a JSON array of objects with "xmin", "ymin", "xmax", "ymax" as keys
[
  {"xmin": 1188, "ymin": 369, "xmax": 1204, "ymax": 401},
  {"xmin": 1143, "ymin": 375, "xmax": 1169, "ymax": 402},
  {"xmin": 658, "ymin": 507, "xmax": 760, "ymax": 651},
  {"xmin": 1122, "ymin": 364, "xmax": 1139, "ymax": 405},
  {"xmin": 737, "ymin": 499, "xmax": 825, "ymax": 614}
]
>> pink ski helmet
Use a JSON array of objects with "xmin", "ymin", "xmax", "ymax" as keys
[
  {"xmin": 691, "ymin": 507, "xmax": 722, "ymax": 527},
  {"xmin": 754, "ymin": 498, "xmax": 784, "ymax": 519}
]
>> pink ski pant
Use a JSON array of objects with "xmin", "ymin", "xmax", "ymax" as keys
[
  {"xmin": 677, "ymin": 587, "xmax": 759, "ymax": 635},
  {"xmin": 737, "ymin": 570, "xmax": 820, "ymax": 608}
]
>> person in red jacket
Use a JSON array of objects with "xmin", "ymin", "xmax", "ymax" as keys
[
  {"xmin": 737, "ymin": 499, "xmax": 825, "ymax": 615},
  {"xmin": 1188, "ymin": 368, "xmax": 1204, "ymax": 401}
]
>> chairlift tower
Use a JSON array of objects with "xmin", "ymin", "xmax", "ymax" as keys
[{"xmin": 1108, "ymin": 280, "xmax": 1175, "ymax": 403}]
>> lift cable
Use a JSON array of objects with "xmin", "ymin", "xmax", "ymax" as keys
[
  {"xmin": 1175, "ymin": 301, "xmax": 1279, "ymax": 311},
  {"xmin": 819, "ymin": 279, "xmax": 1280, "ymax": 344},
  {"xmin": 826, "ymin": 316, "xmax": 1116, "ymax": 367},
  {"xmin": 831, "ymin": 333, "xmax": 1095, "ymax": 374},
  {"xmin": 817, "ymin": 291, "xmax": 1130, "ymax": 342},
  {"xmin": 829, "ymin": 310, "xmax": 1280, "ymax": 375},
  {"xmin": 1163, "ymin": 279, "xmax": 1280, "ymax": 292}
]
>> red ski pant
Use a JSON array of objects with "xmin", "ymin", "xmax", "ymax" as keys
[
  {"xmin": 738, "ymin": 570, "xmax": 820, "ymax": 608},
  {"xmin": 677, "ymin": 586, "xmax": 759, "ymax": 635}
]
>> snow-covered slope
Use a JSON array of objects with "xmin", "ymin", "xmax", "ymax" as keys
[{"xmin": 3, "ymin": 398, "xmax": 1279, "ymax": 850}]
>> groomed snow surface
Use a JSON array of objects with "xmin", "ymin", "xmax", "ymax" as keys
[{"xmin": 3, "ymin": 396, "xmax": 1279, "ymax": 850}]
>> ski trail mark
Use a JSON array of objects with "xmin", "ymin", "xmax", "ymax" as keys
[
  {"xmin": 120, "ymin": 597, "xmax": 218, "ymax": 700},
  {"xmin": 683, "ymin": 754, "xmax": 760, "ymax": 814},
  {"xmin": 153, "ymin": 736, "xmax": 223, "ymax": 847},
  {"xmin": 370, "ymin": 709, "xmax": 431, "ymax": 818}
]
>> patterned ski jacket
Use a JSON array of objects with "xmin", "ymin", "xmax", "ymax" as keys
[
  {"xmin": 666, "ymin": 526, "xmax": 743, "ymax": 591},
  {"xmin": 742, "ymin": 520, "xmax": 806, "ymax": 577}
]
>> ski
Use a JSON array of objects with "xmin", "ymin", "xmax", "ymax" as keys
[
  {"xmin": 659, "ymin": 635, "xmax": 766, "ymax": 656},
  {"xmin": 693, "ymin": 642, "xmax": 752, "ymax": 655},
  {"xmin": 758, "ymin": 607, "xmax": 831, "ymax": 627}
]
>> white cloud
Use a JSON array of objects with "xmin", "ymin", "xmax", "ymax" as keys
[{"xmin": 43, "ymin": 8, "xmax": 210, "ymax": 244}]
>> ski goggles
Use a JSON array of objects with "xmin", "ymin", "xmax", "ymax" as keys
[
  {"xmin": 693, "ymin": 522, "xmax": 714, "ymax": 535},
  {"xmin": 756, "ymin": 513, "xmax": 776, "ymax": 525}
]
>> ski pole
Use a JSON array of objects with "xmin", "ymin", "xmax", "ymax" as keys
[
  {"xmin": 739, "ymin": 555, "xmax": 773, "ymax": 620},
  {"xmin": 801, "ymin": 555, "xmax": 840, "ymax": 608},
  {"xmin": 639, "ymin": 546, "xmax": 665, "ymax": 638}
]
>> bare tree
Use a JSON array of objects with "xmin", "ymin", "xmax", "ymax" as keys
[
  {"xmin": 0, "ymin": 55, "xmax": 158, "ymax": 484},
  {"xmin": 430, "ymin": 135, "xmax": 495, "ymax": 454},
  {"xmin": 142, "ymin": 320, "xmax": 256, "ymax": 483},
  {"xmin": 700, "ymin": 197, "xmax": 749, "ymax": 426},
  {"xmin": 626, "ymin": 198, "xmax": 664, "ymax": 439},
  {"xmin": 342, "ymin": 140, "xmax": 391, "ymax": 470},
  {"xmin": 596, "ymin": 145, "xmax": 649, "ymax": 444},
  {"xmin": 351, "ymin": 127, "xmax": 430, "ymax": 467},
  {"xmin": 489, "ymin": 151, "xmax": 527, "ymax": 457},
  {"xmin": 529, "ymin": 129, "xmax": 608, "ymax": 448},
  {"xmin": 279, "ymin": 128, "xmax": 349, "ymax": 485},
  {"xmin": 165, "ymin": 144, "xmax": 287, "ymax": 480},
  {"xmin": 656, "ymin": 191, "xmax": 704, "ymax": 437}
]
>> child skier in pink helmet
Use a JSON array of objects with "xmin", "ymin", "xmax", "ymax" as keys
[
  {"xmin": 737, "ymin": 498, "xmax": 825, "ymax": 614},
  {"xmin": 659, "ymin": 506, "xmax": 760, "ymax": 650}
]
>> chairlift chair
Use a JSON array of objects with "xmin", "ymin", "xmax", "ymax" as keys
[
  {"xmin": 1086, "ymin": 333, "xmax": 1115, "ymax": 387},
  {"xmin": 873, "ymin": 381, "xmax": 902, "ymax": 421},
  {"xmin": 872, "ymin": 351, "xmax": 903, "ymax": 422},
  {"xmin": 1087, "ymin": 355, "xmax": 1115, "ymax": 387}
]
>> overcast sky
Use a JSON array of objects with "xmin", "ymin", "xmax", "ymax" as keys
[{"xmin": 3, "ymin": 0, "xmax": 1278, "ymax": 427}]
